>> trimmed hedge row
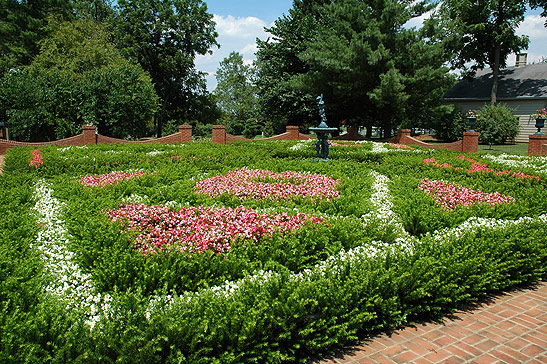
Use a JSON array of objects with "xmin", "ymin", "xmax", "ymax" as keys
[{"xmin": 0, "ymin": 141, "xmax": 545, "ymax": 363}]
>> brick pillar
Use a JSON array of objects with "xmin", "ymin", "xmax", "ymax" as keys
[
  {"xmin": 462, "ymin": 132, "xmax": 479, "ymax": 153},
  {"xmin": 178, "ymin": 125, "xmax": 192, "ymax": 143},
  {"xmin": 528, "ymin": 134, "xmax": 547, "ymax": 155},
  {"xmin": 286, "ymin": 125, "xmax": 299, "ymax": 140},
  {"xmin": 397, "ymin": 129, "xmax": 411, "ymax": 144},
  {"xmin": 212, "ymin": 125, "xmax": 226, "ymax": 145},
  {"xmin": 82, "ymin": 125, "xmax": 97, "ymax": 145}
]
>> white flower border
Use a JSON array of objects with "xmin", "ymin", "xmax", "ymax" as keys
[
  {"xmin": 33, "ymin": 180, "xmax": 111, "ymax": 329},
  {"xmin": 32, "ymin": 171, "xmax": 546, "ymax": 324}
]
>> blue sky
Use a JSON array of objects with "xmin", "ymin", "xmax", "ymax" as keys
[{"xmin": 196, "ymin": 1, "xmax": 547, "ymax": 91}]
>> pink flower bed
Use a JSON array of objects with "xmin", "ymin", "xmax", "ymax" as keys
[
  {"xmin": 389, "ymin": 143, "xmax": 414, "ymax": 150},
  {"xmin": 424, "ymin": 156, "xmax": 540, "ymax": 181},
  {"xmin": 195, "ymin": 168, "xmax": 340, "ymax": 201},
  {"xmin": 106, "ymin": 203, "xmax": 325, "ymax": 254},
  {"xmin": 418, "ymin": 178, "xmax": 516, "ymax": 210},
  {"xmin": 29, "ymin": 149, "xmax": 43, "ymax": 168},
  {"xmin": 79, "ymin": 171, "xmax": 149, "ymax": 187}
]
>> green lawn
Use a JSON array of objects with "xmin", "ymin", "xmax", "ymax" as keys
[{"xmin": 477, "ymin": 143, "xmax": 529, "ymax": 155}]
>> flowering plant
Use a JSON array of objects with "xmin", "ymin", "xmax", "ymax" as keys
[
  {"xmin": 106, "ymin": 203, "xmax": 325, "ymax": 255},
  {"xmin": 79, "ymin": 170, "xmax": 153, "ymax": 187},
  {"xmin": 29, "ymin": 149, "xmax": 43, "ymax": 168},
  {"xmin": 195, "ymin": 168, "xmax": 340, "ymax": 201},
  {"xmin": 466, "ymin": 110, "xmax": 480, "ymax": 118},
  {"xmin": 533, "ymin": 108, "xmax": 547, "ymax": 118}
]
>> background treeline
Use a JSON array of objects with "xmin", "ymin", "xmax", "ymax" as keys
[{"xmin": 1, "ymin": 0, "xmax": 546, "ymax": 141}]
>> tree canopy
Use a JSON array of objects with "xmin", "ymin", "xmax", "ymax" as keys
[
  {"xmin": 0, "ymin": 19, "xmax": 158, "ymax": 141},
  {"xmin": 112, "ymin": 0, "xmax": 218, "ymax": 136},
  {"xmin": 256, "ymin": 0, "xmax": 454, "ymax": 137},
  {"xmin": 435, "ymin": 0, "xmax": 529, "ymax": 104},
  {"xmin": 214, "ymin": 52, "xmax": 258, "ymax": 135}
]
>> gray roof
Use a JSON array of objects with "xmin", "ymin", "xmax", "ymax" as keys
[{"xmin": 444, "ymin": 63, "xmax": 547, "ymax": 100}]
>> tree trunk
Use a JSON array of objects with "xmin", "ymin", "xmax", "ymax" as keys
[{"xmin": 491, "ymin": 42, "xmax": 501, "ymax": 105}]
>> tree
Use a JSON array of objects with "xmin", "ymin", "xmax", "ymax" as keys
[
  {"xmin": 285, "ymin": 0, "xmax": 453, "ymax": 137},
  {"xmin": 255, "ymin": 0, "xmax": 326, "ymax": 133},
  {"xmin": 529, "ymin": 0, "xmax": 547, "ymax": 25},
  {"xmin": 112, "ymin": 0, "xmax": 218, "ymax": 137},
  {"xmin": 214, "ymin": 52, "xmax": 257, "ymax": 133},
  {"xmin": 437, "ymin": 0, "xmax": 529, "ymax": 104},
  {"xmin": 0, "ymin": 19, "xmax": 158, "ymax": 141},
  {"xmin": 72, "ymin": 0, "xmax": 114, "ymax": 21},
  {"xmin": 0, "ymin": 0, "xmax": 74, "ymax": 73}
]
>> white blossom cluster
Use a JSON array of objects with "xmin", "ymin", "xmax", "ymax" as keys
[
  {"xmin": 361, "ymin": 171, "xmax": 409, "ymax": 239},
  {"xmin": 289, "ymin": 139, "xmax": 315, "ymax": 151},
  {"xmin": 32, "ymin": 180, "xmax": 111, "ymax": 329},
  {"xmin": 428, "ymin": 214, "xmax": 547, "ymax": 243},
  {"xmin": 483, "ymin": 153, "xmax": 547, "ymax": 174},
  {"xmin": 57, "ymin": 145, "xmax": 88, "ymax": 152},
  {"xmin": 122, "ymin": 193, "xmax": 150, "ymax": 204},
  {"xmin": 146, "ymin": 149, "xmax": 166, "ymax": 156}
]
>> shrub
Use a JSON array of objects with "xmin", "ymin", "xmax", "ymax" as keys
[
  {"xmin": 432, "ymin": 107, "xmax": 468, "ymax": 142},
  {"xmin": 476, "ymin": 104, "xmax": 520, "ymax": 146}
]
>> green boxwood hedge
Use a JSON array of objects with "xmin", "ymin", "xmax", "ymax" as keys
[{"xmin": 1, "ymin": 140, "xmax": 545, "ymax": 363}]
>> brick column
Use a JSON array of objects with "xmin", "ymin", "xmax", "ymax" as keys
[
  {"xmin": 286, "ymin": 125, "xmax": 300, "ymax": 140},
  {"xmin": 397, "ymin": 129, "xmax": 411, "ymax": 144},
  {"xmin": 178, "ymin": 125, "xmax": 192, "ymax": 143},
  {"xmin": 462, "ymin": 132, "xmax": 479, "ymax": 153},
  {"xmin": 528, "ymin": 134, "xmax": 547, "ymax": 155},
  {"xmin": 212, "ymin": 125, "xmax": 226, "ymax": 145},
  {"xmin": 82, "ymin": 125, "xmax": 97, "ymax": 145}
]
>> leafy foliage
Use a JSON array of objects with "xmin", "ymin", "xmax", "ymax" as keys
[
  {"xmin": 0, "ymin": 19, "xmax": 158, "ymax": 141},
  {"xmin": 0, "ymin": 0, "xmax": 74, "ymax": 73},
  {"xmin": 214, "ymin": 52, "xmax": 258, "ymax": 131},
  {"xmin": 434, "ymin": 0, "xmax": 529, "ymax": 103},
  {"xmin": 1, "ymin": 141, "xmax": 545, "ymax": 363},
  {"xmin": 256, "ymin": 0, "xmax": 454, "ymax": 137},
  {"xmin": 112, "ymin": 0, "xmax": 218, "ymax": 136},
  {"xmin": 476, "ymin": 104, "xmax": 520, "ymax": 146}
]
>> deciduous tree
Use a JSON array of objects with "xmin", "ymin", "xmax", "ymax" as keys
[
  {"xmin": 436, "ymin": 0, "xmax": 529, "ymax": 104},
  {"xmin": 214, "ymin": 52, "xmax": 257, "ymax": 133},
  {"xmin": 0, "ymin": 19, "xmax": 158, "ymax": 141},
  {"xmin": 112, "ymin": 0, "xmax": 218, "ymax": 136}
]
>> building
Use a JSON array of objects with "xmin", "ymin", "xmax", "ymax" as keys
[{"xmin": 444, "ymin": 54, "xmax": 547, "ymax": 142}]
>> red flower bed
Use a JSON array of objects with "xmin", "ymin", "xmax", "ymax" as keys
[
  {"xmin": 106, "ymin": 203, "xmax": 326, "ymax": 255},
  {"xmin": 195, "ymin": 168, "xmax": 340, "ymax": 201}
]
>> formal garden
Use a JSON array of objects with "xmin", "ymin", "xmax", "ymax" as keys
[{"xmin": 1, "ymin": 140, "xmax": 545, "ymax": 363}]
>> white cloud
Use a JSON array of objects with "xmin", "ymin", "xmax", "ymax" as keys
[
  {"xmin": 213, "ymin": 14, "xmax": 268, "ymax": 40},
  {"xmin": 195, "ymin": 14, "xmax": 270, "ymax": 91},
  {"xmin": 514, "ymin": 14, "xmax": 547, "ymax": 65}
]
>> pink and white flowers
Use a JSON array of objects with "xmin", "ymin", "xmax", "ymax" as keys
[
  {"xmin": 418, "ymin": 178, "xmax": 516, "ymax": 210},
  {"xmin": 424, "ymin": 156, "xmax": 540, "ymax": 181},
  {"xmin": 106, "ymin": 203, "xmax": 325, "ymax": 255},
  {"xmin": 79, "ymin": 171, "xmax": 151, "ymax": 187},
  {"xmin": 195, "ymin": 168, "xmax": 340, "ymax": 201},
  {"xmin": 29, "ymin": 149, "xmax": 43, "ymax": 168}
]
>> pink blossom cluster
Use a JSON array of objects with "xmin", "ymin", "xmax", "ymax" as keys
[
  {"xmin": 424, "ymin": 156, "xmax": 540, "ymax": 181},
  {"xmin": 389, "ymin": 143, "xmax": 414, "ymax": 150},
  {"xmin": 418, "ymin": 178, "xmax": 516, "ymax": 210},
  {"xmin": 29, "ymin": 149, "xmax": 43, "ymax": 168},
  {"xmin": 195, "ymin": 169, "xmax": 340, "ymax": 201},
  {"xmin": 105, "ymin": 203, "xmax": 325, "ymax": 255},
  {"xmin": 329, "ymin": 142, "xmax": 354, "ymax": 147},
  {"xmin": 79, "ymin": 171, "xmax": 149, "ymax": 187}
]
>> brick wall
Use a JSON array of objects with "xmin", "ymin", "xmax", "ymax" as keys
[
  {"xmin": 395, "ymin": 129, "xmax": 479, "ymax": 153},
  {"xmin": 0, "ymin": 125, "xmax": 192, "ymax": 154}
]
